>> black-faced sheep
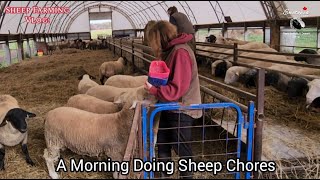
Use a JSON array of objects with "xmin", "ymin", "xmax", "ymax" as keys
[
  {"xmin": 88, "ymin": 39, "xmax": 98, "ymax": 50},
  {"xmin": 239, "ymin": 68, "xmax": 291, "ymax": 88},
  {"xmin": 224, "ymin": 51, "xmax": 292, "ymax": 85},
  {"xmin": 99, "ymin": 57, "xmax": 126, "ymax": 84},
  {"xmin": 205, "ymin": 35, "xmax": 217, "ymax": 43},
  {"xmin": 0, "ymin": 95, "xmax": 36, "ymax": 170},
  {"xmin": 43, "ymin": 87, "xmax": 157, "ymax": 179},
  {"xmin": 224, "ymin": 66, "xmax": 251, "ymax": 85},
  {"xmin": 211, "ymin": 60, "xmax": 233, "ymax": 78},
  {"xmin": 294, "ymin": 49, "xmax": 320, "ymax": 65}
]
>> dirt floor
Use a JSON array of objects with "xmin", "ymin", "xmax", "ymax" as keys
[
  {"xmin": 0, "ymin": 49, "xmax": 128, "ymax": 179},
  {"xmin": 0, "ymin": 48, "xmax": 319, "ymax": 179}
]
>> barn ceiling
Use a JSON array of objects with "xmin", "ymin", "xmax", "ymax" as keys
[{"xmin": 0, "ymin": 1, "xmax": 317, "ymax": 34}]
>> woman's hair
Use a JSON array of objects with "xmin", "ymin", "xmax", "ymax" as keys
[{"xmin": 147, "ymin": 20, "xmax": 178, "ymax": 58}]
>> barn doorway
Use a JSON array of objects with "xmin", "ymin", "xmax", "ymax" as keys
[{"xmin": 89, "ymin": 12, "xmax": 112, "ymax": 39}]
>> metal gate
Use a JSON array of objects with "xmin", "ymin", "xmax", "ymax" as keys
[{"xmin": 141, "ymin": 102, "xmax": 255, "ymax": 179}]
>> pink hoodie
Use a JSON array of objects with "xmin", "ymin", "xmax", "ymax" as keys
[{"xmin": 149, "ymin": 33, "xmax": 194, "ymax": 102}]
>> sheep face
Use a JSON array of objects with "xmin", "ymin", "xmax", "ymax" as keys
[
  {"xmin": 215, "ymin": 61, "xmax": 228, "ymax": 78},
  {"xmin": 241, "ymin": 69, "xmax": 257, "ymax": 88},
  {"xmin": 224, "ymin": 69, "xmax": 240, "ymax": 85},
  {"xmin": 287, "ymin": 77, "xmax": 309, "ymax": 98},
  {"xmin": 306, "ymin": 79, "xmax": 320, "ymax": 108},
  {"xmin": 206, "ymin": 35, "xmax": 216, "ymax": 43},
  {"xmin": 4, "ymin": 108, "xmax": 36, "ymax": 133}
]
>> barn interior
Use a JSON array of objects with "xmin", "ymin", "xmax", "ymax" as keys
[{"xmin": 0, "ymin": 1, "xmax": 319, "ymax": 179}]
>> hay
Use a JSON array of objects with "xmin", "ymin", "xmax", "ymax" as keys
[
  {"xmin": 0, "ymin": 50, "xmax": 131, "ymax": 179},
  {"xmin": 0, "ymin": 47, "xmax": 318, "ymax": 179},
  {"xmin": 52, "ymin": 48, "xmax": 84, "ymax": 55}
]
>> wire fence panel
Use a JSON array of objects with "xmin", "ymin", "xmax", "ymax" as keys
[{"xmin": 141, "ymin": 102, "xmax": 255, "ymax": 179}]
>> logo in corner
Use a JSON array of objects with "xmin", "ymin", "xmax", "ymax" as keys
[{"xmin": 290, "ymin": 17, "xmax": 305, "ymax": 30}]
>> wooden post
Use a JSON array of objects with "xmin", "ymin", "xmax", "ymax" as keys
[
  {"xmin": 233, "ymin": 43, "xmax": 238, "ymax": 62},
  {"xmin": 270, "ymin": 20, "xmax": 280, "ymax": 51},
  {"xmin": 120, "ymin": 38, "xmax": 123, "ymax": 57},
  {"xmin": 222, "ymin": 23, "xmax": 227, "ymax": 38},
  {"xmin": 26, "ymin": 38, "xmax": 32, "ymax": 58},
  {"xmin": 263, "ymin": 21, "xmax": 266, "ymax": 44},
  {"xmin": 17, "ymin": 34, "xmax": 24, "ymax": 61},
  {"xmin": 4, "ymin": 39, "xmax": 11, "ymax": 65},
  {"xmin": 132, "ymin": 40, "xmax": 135, "ymax": 72}
]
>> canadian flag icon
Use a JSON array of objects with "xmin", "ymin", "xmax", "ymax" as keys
[{"xmin": 303, "ymin": 7, "xmax": 308, "ymax": 11}]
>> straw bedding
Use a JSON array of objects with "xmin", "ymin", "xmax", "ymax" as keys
[{"xmin": 0, "ymin": 48, "xmax": 318, "ymax": 179}]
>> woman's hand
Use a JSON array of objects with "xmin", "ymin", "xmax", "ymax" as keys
[{"xmin": 144, "ymin": 81, "xmax": 153, "ymax": 91}]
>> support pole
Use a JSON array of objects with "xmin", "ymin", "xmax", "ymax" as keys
[
  {"xmin": 270, "ymin": 20, "xmax": 280, "ymax": 51},
  {"xmin": 17, "ymin": 34, "xmax": 24, "ymax": 61},
  {"xmin": 4, "ymin": 40, "xmax": 11, "ymax": 66},
  {"xmin": 254, "ymin": 68, "xmax": 265, "ymax": 179}
]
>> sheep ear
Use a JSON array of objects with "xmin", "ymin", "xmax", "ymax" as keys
[
  {"xmin": 26, "ymin": 111, "xmax": 36, "ymax": 118},
  {"xmin": 129, "ymin": 100, "xmax": 138, "ymax": 109},
  {"xmin": 113, "ymin": 92, "xmax": 126, "ymax": 104},
  {"xmin": 78, "ymin": 74, "xmax": 84, "ymax": 80},
  {"xmin": 114, "ymin": 98, "xmax": 122, "ymax": 104},
  {"xmin": 89, "ymin": 75, "xmax": 96, "ymax": 80},
  {"xmin": 235, "ymin": 72, "xmax": 240, "ymax": 76}
]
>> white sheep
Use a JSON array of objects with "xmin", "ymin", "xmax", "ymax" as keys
[
  {"xmin": 78, "ymin": 74, "xmax": 99, "ymax": 94},
  {"xmin": 224, "ymin": 50, "xmax": 292, "ymax": 84},
  {"xmin": 215, "ymin": 37, "xmax": 249, "ymax": 45},
  {"xmin": 0, "ymin": 95, "xmax": 36, "ymax": 170},
  {"xmin": 86, "ymin": 85, "xmax": 144, "ymax": 102},
  {"xmin": 224, "ymin": 66, "xmax": 251, "ymax": 85},
  {"xmin": 306, "ymin": 79, "xmax": 320, "ymax": 108},
  {"xmin": 113, "ymin": 88, "xmax": 160, "ymax": 161},
  {"xmin": 104, "ymin": 75, "xmax": 148, "ymax": 88},
  {"xmin": 268, "ymin": 63, "xmax": 320, "ymax": 77},
  {"xmin": 0, "ymin": 95, "xmax": 19, "ymax": 121},
  {"xmin": 43, "ymin": 87, "xmax": 157, "ymax": 179},
  {"xmin": 66, "ymin": 94, "xmax": 120, "ymax": 114},
  {"xmin": 99, "ymin": 57, "xmax": 126, "ymax": 84}
]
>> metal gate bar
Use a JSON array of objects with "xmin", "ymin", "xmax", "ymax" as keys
[{"xmin": 142, "ymin": 101, "xmax": 255, "ymax": 179}]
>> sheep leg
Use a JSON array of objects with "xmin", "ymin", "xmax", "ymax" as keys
[
  {"xmin": 100, "ymin": 76, "xmax": 105, "ymax": 85},
  {"xmin": 43, "ymin": 148, "xmax": 60, "ymax": 179},
  {"xmin": 22, "ymin": 144, "xmax": 34, "ymax": 166},
  {"xmin": 21, "ymin": 134, "xmax": 35, "ymax": 166},
  {"xmin": 110, "ymin": 152, "xmax": 124, "ymax": 179},
  {"xmin": 0, "ymin": 144, "xmax": 5, "ymax": 170}
]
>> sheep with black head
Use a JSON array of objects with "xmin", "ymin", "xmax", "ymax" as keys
[{"xmin": 0, "ymin": 95, "xmax": 36, "ymax": 170}]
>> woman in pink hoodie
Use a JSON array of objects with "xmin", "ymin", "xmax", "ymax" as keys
[{"xmin": 145, "ymin": 20, "xmax": 202, "ymax": 179}]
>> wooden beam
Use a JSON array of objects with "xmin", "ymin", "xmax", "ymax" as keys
[{"xmin": 270, "ymin": 20, "xmax": 280, "ymax": 51}]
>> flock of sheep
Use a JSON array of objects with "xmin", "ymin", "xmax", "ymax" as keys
[
  {"xmin": 0, "ymin": 56, "xmax": 158, "ymax": 179},
  {"xmin": 1, "ymin": 28, "xmax": 320, "ymax": 179},
  {"xmin": 47, "ymin": 38, "xmax": 108, "ymax": 54},
  {"xmin": 197, "ymin": 35, "xmax": 320, "ymax": 111}
]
